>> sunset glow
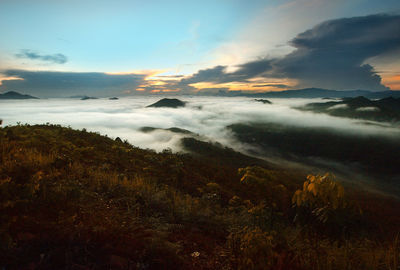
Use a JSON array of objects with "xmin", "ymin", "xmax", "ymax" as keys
[{"xmin": 0, "ymin": 0, "xmax": 399, "ymax": 96}]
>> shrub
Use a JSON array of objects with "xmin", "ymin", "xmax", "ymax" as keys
[{"xmin": 292, "ymin": 173, "xmax": 361, "ymax": 242}]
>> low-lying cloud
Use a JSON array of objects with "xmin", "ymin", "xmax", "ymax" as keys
[
  {"xmin": 356, "ymin": 106, "xmax": 380, "ymax": 112},
  {"xmin": 1, "ymin": 96, "xmax": 399, "ymax": 195},
  {"xmin": 0, "ymin": 97, "xmax": 399, "ymax": 152},
  {"xmin": 328, "ymin": 104, "xmax": 348, "ymax": 110}
]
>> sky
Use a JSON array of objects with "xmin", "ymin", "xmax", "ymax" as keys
[{"xmin": 0, "ymin": 0, "xmax": 400, "ymax": 97}]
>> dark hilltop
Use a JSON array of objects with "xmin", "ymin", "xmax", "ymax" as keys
[{"xmin": 147, "ymin": 98, "xmax": 186, "ymax": 108}]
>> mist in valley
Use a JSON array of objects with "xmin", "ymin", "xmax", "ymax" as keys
[{"xmin": 1, "ymin": 96, "xmax": 399, "ymax": 195}]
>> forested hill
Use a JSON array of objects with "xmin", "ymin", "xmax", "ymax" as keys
[{"xmin": 0, "ymin": 124, "xmax": 399, "ymax": 269}]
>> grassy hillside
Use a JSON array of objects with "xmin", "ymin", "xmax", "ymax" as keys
[{"xmin": 0, "ymin": 124, "xmax": 399, "ymax": 269}]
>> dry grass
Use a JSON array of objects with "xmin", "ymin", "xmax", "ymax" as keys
[{"xmin": 0, "ymin": 124, "xmax": 399, "ymax": 269}]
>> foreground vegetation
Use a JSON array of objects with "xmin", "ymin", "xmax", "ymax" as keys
[{"xmin": 0, "ymin": 124, "xmax": 399, "ymax": 269}]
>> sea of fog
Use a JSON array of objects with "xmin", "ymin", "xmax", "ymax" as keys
[{"xmin": 1, "ymin": 96, "xmax": 399, "ymax": 153}]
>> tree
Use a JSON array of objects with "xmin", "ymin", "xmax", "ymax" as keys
[{"xmin": 292, "ymin": 173, "xmax": 360, "ymax": 242}]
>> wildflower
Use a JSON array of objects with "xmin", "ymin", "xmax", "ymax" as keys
[{"xmin": 191, "ymin": 251, "xmax": 200, "ymax": 258}]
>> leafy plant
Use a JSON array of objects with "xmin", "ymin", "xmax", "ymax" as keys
[{"xmin": 292, "ymin": 173, "xmax": 362, "ymax": 243}]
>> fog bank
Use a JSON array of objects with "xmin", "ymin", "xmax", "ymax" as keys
[{"xmin": 1, "ymin": 97, "xmax": 399, "ymax": 152}]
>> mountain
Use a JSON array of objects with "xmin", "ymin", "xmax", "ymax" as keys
[
  {"xmin": 301, "ymin": 96, "xmax": 400, "ymax": 122},
  {"xmin": 80, "ymin": 96, "xmax": 98, "ymax": 100},
  {"xmin": 180, "ymin": 137, "xmax": 270, "ymax": 168},
  {"xmin": 255, "ymin": 99, "xmax": 272, "ymax": 104},
  {"xmin": 228, "ymin": 122, "xmax": 400, "ymax": 183},
  {"xmin": 210, "ymin": 88, "xmax": 400, "ymax": 99},
  {"xmin": 140, "ymin": 126, "xmax": 194, "ymax": 135},
  {"xmin": 375, "ymin": 96, "xmax": 400, "ymax": 112},
  {"xmin": 147, "ymin": 98, "xmax": 186, "ymax": 108},
  {"xmin": 0, "ymin": 91, "xmax": 39, "ymax": 99}
]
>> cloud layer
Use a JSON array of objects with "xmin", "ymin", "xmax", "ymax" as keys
[
  {"xmin": 15, "ymin": 50, "xmax": 68, "ymax": 64},
  {"xmin": 275, "ymin": 14, "xmax": 400, "ymax": 90},
  {"xmin": 0, "ymin": 70, "xmax": 146, "ymax": 97},
  {"xmin": 0, "ymin": 97, "xmax": 398, "ymax": 152},
  {"xmin": 1, "ymin": 96, "xmax": 399, "ymax": 196},
  {"xmin": 178, "ymin": 14, "xmax": 400, "ymax": 91}
]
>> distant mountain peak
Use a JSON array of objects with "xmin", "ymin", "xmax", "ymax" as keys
[
  {"xmin": 211, "ymin": 88, "xmax": 400, "ymax": 99},
  {"xmin": 147, "ymin": 98, "xmax": 186, "ymax": 108},
  {"xmin": 0, "ymin": 91, "xmax": 39, "ymax": 99},
  {"xmin": 80, "ymin": 96, "xmax": 98, "ymax": 100}
]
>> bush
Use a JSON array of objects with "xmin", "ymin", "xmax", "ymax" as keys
[{"xmin": 292, "ymin": 173, "xmax": 362, "ymax": 241}]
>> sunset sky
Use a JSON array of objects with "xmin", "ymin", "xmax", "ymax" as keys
[{"xmin": 0, "ymin": 0, "xmax": 399, "ymax": 97}]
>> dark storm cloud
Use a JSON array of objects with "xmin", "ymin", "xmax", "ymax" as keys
[
  {"xmin": 181, "ymin": 59, "xmax": 272, "ymax": 85},
  {"xmin": 232, "ymin": 59, "xmax": 273, "ymax": 81},
  {"xmin": 0, "ymin": 70, "xmax": 146, "ymax": 97},
  {"xmin": 15, "ymin": 50, "xmax": 68, "ymax": 64},
  {"xmin": 274, "ymin": 14, "xmax": 400, "ymax": 90},
  {"xmin": 181, "ymin": 65, "xmax": 228, "ymax": 84},
  {"xmin": 180, "ymin": 14, "xmax": 400, "ymax": 91}
]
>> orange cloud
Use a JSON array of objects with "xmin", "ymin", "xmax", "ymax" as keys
[
  {"xmin": 190, "ymin": 78, "xmax": 295, "ymax": 92},
  {"xmin": 105, "ymin": 70, "xmax": 173, "ymax": 94},
  {"xmin": 105, "ymin": 69, "xmax": 167, "ymax": 80},
  {"xmin": 381, "ymin": 73, "xmax": 400, "ymax": 90},
  {"xmin": 0, "ymin": 76, "xmax": 24, "ymax": 87},
  {"xmin": 161, "ymin": 89, "xmax": 180, "ymax": 93}
]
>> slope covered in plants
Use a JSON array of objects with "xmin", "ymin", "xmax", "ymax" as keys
[{"xmin": 0, "ymin": 124, "xmax": 399, "ymax": 269}]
